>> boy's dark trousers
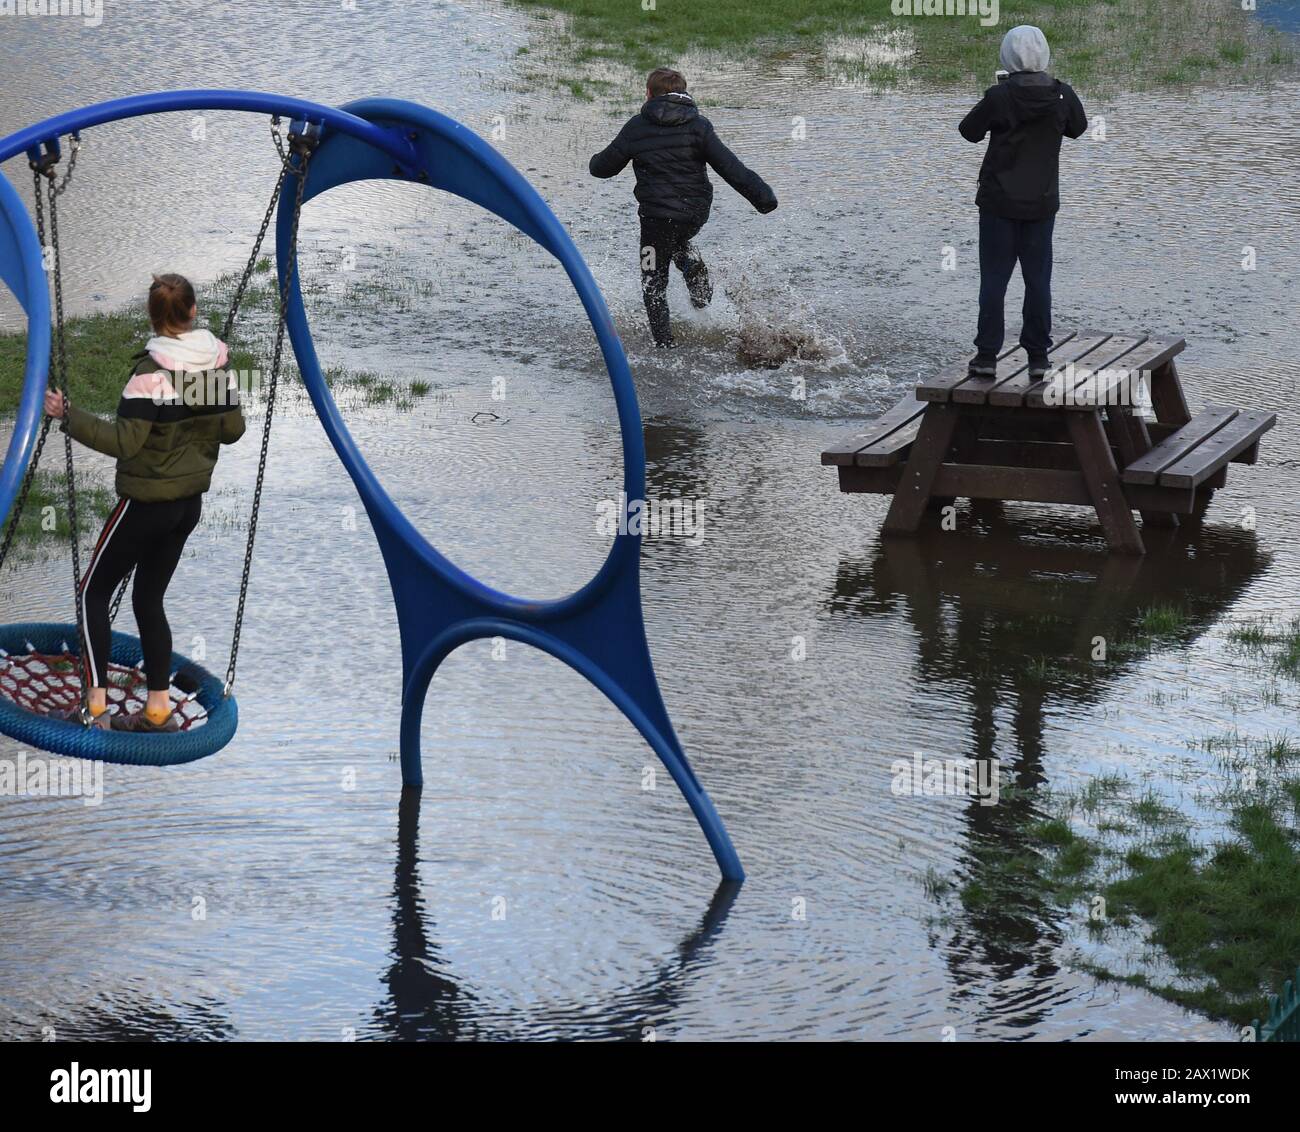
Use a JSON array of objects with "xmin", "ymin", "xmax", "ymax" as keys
[
  {"xmin": 639, "ymin": 216, "xmax": 712, "ymax": 346},
  {"xmin": 976, "ymin": 212, "xmax": 1055, "ymax": 358}
]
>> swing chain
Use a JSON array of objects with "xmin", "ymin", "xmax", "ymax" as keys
[
  {"xmin": 17, "ymin": 143, "xmax": 92, "ymax": 722},
  {"xmin": 223, "ymin": 131, "xmax": 315, "ymax": 697},
  {"xmin": 221, "ymin": 132, "xmax": 291, "ymax": 343},
  {"xmin": 0, "ymin": 417, "xmax": 53, "ymax": 577},
  {"xmin": 0, "ymin": 141, "xmax": 82, "ymax": 602}
]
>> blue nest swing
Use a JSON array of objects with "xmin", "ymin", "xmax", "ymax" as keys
[
  {"xmin": 0, "ymin": 91, "xmax": 744, "ymax": 881},
  {"xmin": 0, "ymin": 622, "xmax": 236, "ymax": 765}
]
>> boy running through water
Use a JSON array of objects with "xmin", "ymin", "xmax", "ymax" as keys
[
  {"xmin": 590, "ymin": 67, "xmax": 778, "ymax": 348},
  {"xmin": 959, "ymin": 26, "xmax": 1087, "ymax": 378}
]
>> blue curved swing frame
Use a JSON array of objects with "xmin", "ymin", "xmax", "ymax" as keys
[{"xmin": 0, "ymin": 91, "xmax": 743, "ymax": 882}]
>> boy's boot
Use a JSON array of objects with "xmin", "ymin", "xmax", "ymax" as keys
[{"xmin": 680, "ymin": 249, "xmax": 713, "ymax": 310}]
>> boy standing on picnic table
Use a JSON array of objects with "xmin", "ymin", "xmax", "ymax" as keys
[
  {"xmin": 960, "ymin": 25, "xmax": 1087, "ymax": 379},
  {"xmin": 589, "ymin": 67, "xmax": 778, "ymax": 349}
]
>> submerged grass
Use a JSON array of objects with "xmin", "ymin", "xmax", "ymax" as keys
[
  {"xmin": 1227, "ymin": 615, "xmax": 1300, "ymax": 678},
  {"xmin": 513, "ymin": 0, "xmax": 1294, "ymax": 93},
  {"xmin": 949, "ymin": 736, "xmax": 1300, "ymax": 1027},
  {"xmin": 1, "ymin": 469, "xmax": 116, "ymax": 556},
  {"xmin": 1, "ymin": 269, "xmax": 434, "ymax": 549},
  {"xmin": 0, "ymin": 297, "xmax": 261, "ymax": 419}
]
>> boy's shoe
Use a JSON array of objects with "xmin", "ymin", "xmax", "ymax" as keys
[
  {"xmin": 686, "ymin": 270, "xmax": 713, "ymax": 310},
  {"xmin": 968, "ymin": 353, "xmax": 998, "ymax": 376},
  {"xmin": 1027, "ymin": 354, "xmax": 1051, "ymax": 378},
  {"xmin": 111, "ymin": 710, "xmax": 180, "ymax": 734}
]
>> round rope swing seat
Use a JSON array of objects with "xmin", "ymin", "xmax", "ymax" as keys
[{"xmin": 0, "ymin": 623, "xmax": 236, "ymax": 764}]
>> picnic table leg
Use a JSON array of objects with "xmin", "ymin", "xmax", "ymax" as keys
[
  {"xmin": 926, "ymin": 417, "xmax": 976, "ymax": 512},
  {"xmin": 884, "ymin": 403, "xmax": 960, "ymax": 535},
  {"xmin": 1149, "ymin": 359, "xmax": 1190, "ymax": 427},
  {"xmin": 1066, "ymin": 412, "xmax": 1145, "ymax": 554},
  {"xmin": 1107, "ymin": 407, "xmax": 1178, "ymax": 529}
]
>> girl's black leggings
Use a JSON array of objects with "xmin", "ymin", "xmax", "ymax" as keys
[{"xmin": 79, "ymin": 495, "xmax": 202, "ymax": 692}]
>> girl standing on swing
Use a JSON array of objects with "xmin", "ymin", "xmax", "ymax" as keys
[{"xmin": 44, "ymin": 273, "xmax": 246, "ymax": 732}]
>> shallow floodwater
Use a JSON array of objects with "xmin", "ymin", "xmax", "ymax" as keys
[{"xmin": 1, "ymin": 2, "xmax": 1297, "ymax": 1040}]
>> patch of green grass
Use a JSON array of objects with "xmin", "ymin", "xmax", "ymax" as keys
[
  {"xmin": 951, "ymin": 755, "xmax": 1300, "ymax": 1028},
  {"xmin": 1102, "ymin": 799, "xmax": 1300, "ymax": 1025},
  {"xmin": 1111, "ymin": 602, "xmax": 1190, "ymax": 656},
  {"xmin": 0, "ymin": 296, "xmax": 259, "ymax": 418},
  {"xmin": 511, "ymin": 0, "xmax": 1292, "ymax": 93},
  {"xmin": 1227, "ymin": 617, "xmax": 1300, "ymax": 679},
  {"xmin": 1136, "ymin": 603, "xmax": 1187, "ymax": 636},
  {"xmin": 0, "ymin": 469, "xmax": 115, "ymax": 554}
]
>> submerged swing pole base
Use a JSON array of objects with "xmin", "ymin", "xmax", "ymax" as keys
[{"xmin": 0, "ymin": 92, "xmax": 743, "ymax": 881}]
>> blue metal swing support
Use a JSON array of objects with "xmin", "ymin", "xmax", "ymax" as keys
[{"xmin": 0, "ymin": 91, "xmax": 743, "ymax": 881}]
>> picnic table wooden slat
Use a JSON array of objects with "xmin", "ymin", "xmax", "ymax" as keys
[
  {"xmin": 1024, "ymin": 334, "xmax": 1148, "ymax": 408},
  {"xmin": 915, "ymin": 341, "xmax": 1034, "ymax": 404},
  {"xmin": 950, "ymin": 346, "xmax": 1029, "ymax": 405},
  {"xmin": 987, "ymin": 331, "xmax": 1110, "ymax": 408},
  {"xmin": 1121, "ymin": 406, "xmax": 1238, "ymax": 485},
  {"xmin": 1157, "ymin": 407, "xmax": 1277, "ymax": 489},
  {"xmin": 856, "ymin": 416, "xmax": 924, "ymax": 466},
  {"xmin": 1057, "ymin": 336, "xmax": 1186, "ymax": 412},
  {"xmin": 820, "ymin": 392, "xmax": 926, "ymax": 466}
]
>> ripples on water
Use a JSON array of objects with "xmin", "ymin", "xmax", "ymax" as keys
[{"xmin": 1, "ymin": 2, "xmax": 1296, "ymax": 1039}]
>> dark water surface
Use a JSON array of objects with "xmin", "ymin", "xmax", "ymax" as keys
[{"xmin": 1, "ymin": 3, "xmax": 1297, "ymax": 1040}]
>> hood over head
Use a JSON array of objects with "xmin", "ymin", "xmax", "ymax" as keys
[
  {"xmin": 641, "ymin": 91, "xmax": 699, "ymax": 127},
  {"xmin": 1000, "ymin": 25, "xmax": 1050, "ymax": 73}
]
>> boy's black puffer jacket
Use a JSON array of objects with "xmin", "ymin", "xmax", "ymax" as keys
[
  {"xmin": 590, "ymin": 93, "xmax": 777, "ymax": 225},
  {"xmin": 959, "ymin": 71, "xmax": 1087, "ymax": 220}
]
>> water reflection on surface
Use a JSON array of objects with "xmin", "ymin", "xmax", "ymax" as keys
[{"xmin": 1, "ymin": 4, "xmax": 1296, "ymax": 1040}]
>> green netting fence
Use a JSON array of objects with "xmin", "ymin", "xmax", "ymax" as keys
[{"xmin": 1253, "ymin": 967, "xmax": 1300, "ymax": 1042}]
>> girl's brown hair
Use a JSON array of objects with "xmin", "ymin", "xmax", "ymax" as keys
[{"xmin": 148, "ymin": 273, "xmax": 197, "ymax": 336}]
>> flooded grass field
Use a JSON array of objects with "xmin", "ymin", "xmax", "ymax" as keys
[{"xmin": 1, "ymin": 1, "xmax": 1297, "ymax": 1041}]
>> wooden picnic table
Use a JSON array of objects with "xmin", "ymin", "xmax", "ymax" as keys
[{"xmin": 821, "ymin": 331, "xmax": 1276, "ymax": 554}]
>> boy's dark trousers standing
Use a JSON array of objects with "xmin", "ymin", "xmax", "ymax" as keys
[{"xmin": 976, "ymin": 213, "xmax": 1054, "ymax": 358}]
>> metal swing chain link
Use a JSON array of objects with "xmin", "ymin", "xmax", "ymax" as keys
[
  {"xmin": 0, "ymin": 412, "xmax": 52, "ymax": 577},
  {"xmin": 12, "ymin": 142, "xmax": 91, "ymax": 719},
  {"xmin": 0, "ymin": 142, "xmax": 78, "ymax": 576},
  {"xmin": 106, "ymin": 124, "xmax": 292, "ymax": 627},
  {"xmin": 223, "ymin": 133, "xmax": 314, "ymax": 697},
  {"xmin": 47, "ymin": 158, "xmax": 89, "ymax": 720},
  {"xmin": 221, "ymin": 119, "xmax": 293, "ymax": 342}
]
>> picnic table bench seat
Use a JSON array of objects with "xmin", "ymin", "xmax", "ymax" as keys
[{"xmin": 1121, "ymin": 405, "xmax": 1275, "ymax": 488}]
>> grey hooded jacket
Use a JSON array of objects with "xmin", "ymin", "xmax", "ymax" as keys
[{"xmin": 959, "ymin": 26, "xmax": 1087, "ymax": 220}]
